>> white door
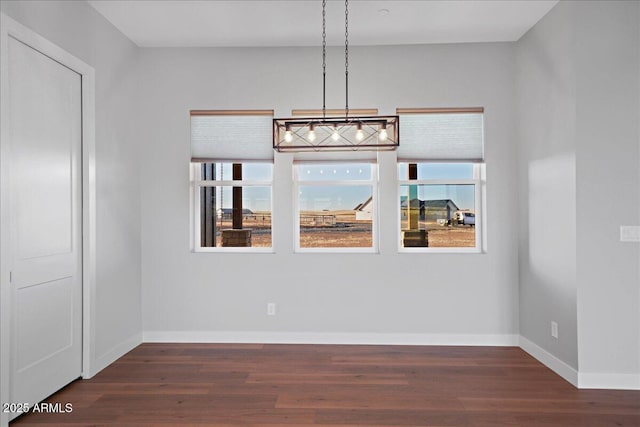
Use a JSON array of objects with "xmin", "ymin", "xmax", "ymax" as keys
[{"xmin": 7, "ymin": 36, "xmax": 82, "ymax": 418}]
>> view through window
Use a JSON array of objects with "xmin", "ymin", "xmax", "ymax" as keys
[
  {"xmin": 398, "ymin": 163, "xmax": 479, "ymax": 249},
  {"xmin": 295, "ymin": 163, "xmax": 376, "ymax": 250},
  {"xmin": 195, "ymin": 162, "xmax": 272, "ymax": 249}
]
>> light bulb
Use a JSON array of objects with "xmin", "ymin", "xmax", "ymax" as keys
[
  {"xmin": 284, "ymin": 124, "xmax": 293, "ymax": 142},
  {"xmin": 308, "ymin": 124, "xmax": 316, "ymax": 142},
  {"xmin": 355, "ymin": 123, "xmax": 364, "ymax": 141},
  {"xmin": 331, "ymin": 124, "xmax": 340, "ymax": 141},
  {"xmin": 379, "ymin": 128, "xmax": 388, "ymax": 141}
]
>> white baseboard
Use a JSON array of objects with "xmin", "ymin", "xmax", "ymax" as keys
[
  {"xmin": 518, "ymin": 335, "xmax": 579, "ymax": 387},
  {"xmin": 518, "ymin": 336, "xmax": 640, "ymax": 390},
  {"xmin": 86, "ymin": 332, "xmax": 142, "ymax": 378},
  {"xmin": 579, "ymin": 372, "xmax": 640, "ymax": 390},
  {"xmin": 143, "ymin": 330, "xmax": 519, "ymax": 346}
]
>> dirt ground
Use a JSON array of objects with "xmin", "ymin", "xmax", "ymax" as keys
[
  {"xmin": 209, "ymin": 211, "xmax": 475, "ymax": 248},
  {"xmin": 298, "ymin": 224, "xmax": 475, "ymax": 248},
  {"xmin": 418, "ymin": 226, "xmax": 475, "ymax": 248},
  {"xmin": 300, "ymin": 227, "xmax": 373, "ymax": 248}
]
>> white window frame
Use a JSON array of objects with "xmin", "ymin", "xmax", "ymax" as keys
[
  {"xmin": 397, "ymin": 162, "xmax": 484, "ymax": 253},
  {"xmin": 293, "ymin": 161, "xmax": 378, "ymax": 253},
  {"xmin": 191, "ymin": 161, "xmax": 274, "ymax": 253}
]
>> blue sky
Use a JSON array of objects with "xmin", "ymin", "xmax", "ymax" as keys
[{"xmin": 205, "ymin": 162, "xmax": 475, "ymax": 211}]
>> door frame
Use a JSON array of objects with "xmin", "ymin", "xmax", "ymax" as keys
[{"xmin": 0, "ymin": 13, "xmax": 96, "ymax": 425}]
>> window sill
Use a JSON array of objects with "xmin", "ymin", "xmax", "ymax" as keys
[
  {"xmin": 295, "ymin": 247, "xmax": 378, "ymax": 254},
  {"xmin": 193, "ymin": 247, "xmax": 274, "ymax": 254},
  {"xmin": 398, "ymin": 247, "xmax": 483, "ymax": 254}
]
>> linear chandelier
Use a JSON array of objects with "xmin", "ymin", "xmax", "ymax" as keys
[{"xmin": 273, "ymin": 0, "xmax": 399, "ymax": 153}]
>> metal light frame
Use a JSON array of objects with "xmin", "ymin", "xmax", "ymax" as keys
[
  {"xmin": 273, "ymin": 0, "xmax": 399, "ymax": 153},
  {"xmin": 274, "ymin": 116, "xmax": 398, "ymax": 152}
]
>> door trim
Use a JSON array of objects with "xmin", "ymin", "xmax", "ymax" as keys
[{"xmin": 0, "ymin": 13, "xmax": 96, "ymax": 426}]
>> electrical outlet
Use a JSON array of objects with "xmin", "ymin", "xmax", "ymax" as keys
[
  {"xmin": 551, "ymin": 321, "xmax": 558, "ymax": 339},
  {"xmin": 267, "ymin": 303, "xmax": 276, "ymax": 316}
]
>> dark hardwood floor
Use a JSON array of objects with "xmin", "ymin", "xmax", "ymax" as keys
[{"xmin": 11, "ymin": 343, "xmax": 640, "ymax": 426}]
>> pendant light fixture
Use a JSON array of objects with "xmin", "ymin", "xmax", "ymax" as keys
[{"xmin": 273, "ymin": 0, "xmax": 399, "ymax": 153}]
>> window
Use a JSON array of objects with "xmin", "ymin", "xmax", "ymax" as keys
[
  {"xmin": 190, "ymin": 110, "xmax": 273, "ymax": 251},
  {"xmin": 397, "ymin": 108, "xmax": 485, "ymax": 252},
  {"xmin": 294, "ymin": 163, "xmax": 377, "ymax": 251},
  {"xmin": 398, "ymin": 163, "xmax": 481, "ymax": 250},
  {"xmin": 193, "ymin": 162, "xmax": 272, "ymax": 250}
]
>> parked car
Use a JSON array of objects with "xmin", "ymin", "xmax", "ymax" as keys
[{"xmin": 455, "ymin": 211, "xmax": 475, "ymax": 226}]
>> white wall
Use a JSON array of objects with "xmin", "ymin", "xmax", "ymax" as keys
[
  {"xmin": 517, "ymin": 0, "xmax": 640, "ymax": 387},
  {"xmin": 574, "ymin": 1, "xmax": 640, "ymax": 386},
  {"xmin": 0, "ymin": 0, "xmax": 143, "ymax": 372},
  {"xmin": 138, "ymin": 43, "xmax": 520, "ymax": 342},
  {"xmin": 516, "ymin": 0, "xmax": 578, "ymax": 369}
]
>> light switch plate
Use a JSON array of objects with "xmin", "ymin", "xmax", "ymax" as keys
[{"xmin": 620, "ymin": 226, "xmax": 640, "ymax": 242}]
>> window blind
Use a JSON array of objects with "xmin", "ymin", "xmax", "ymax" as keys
[
  {"xmin": 293, "ymin": 150, "xmax": 378, "ymax": 162},
  {"xmin": 190, "ymin": 110, "xmax": 274, "ymax": 161},
  {"xmin": 397, "ymin": 109, "xmax": 484, "ymax": 161}
]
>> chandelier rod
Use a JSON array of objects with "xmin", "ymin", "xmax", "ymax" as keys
[
  {"xmin": 322, "ymin": 0, "xmax": 327, "ymax": 119},
  {"xmin": 344, "ymin": 0, "xmax": 349, "ymax": 119},
  {"xmin": 321, "ymin": 0, "xmax": 350, "ymax": 121}
]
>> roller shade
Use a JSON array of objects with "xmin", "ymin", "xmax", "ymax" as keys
[
  {"xmin": 397, "ymin": 109, "xmax": 484, "ymax": 161},
  {"xmin": 293, "ymin": 150, "xmax": 377, "ymax": 162},
  {"xmin": 191, "ymin": 110, "xmax": 274, "ymax": 161}
]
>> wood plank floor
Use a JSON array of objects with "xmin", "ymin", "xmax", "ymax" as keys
[{"xmin": 11, "ymin": 344, "xmax": 640, "ymax": 426}]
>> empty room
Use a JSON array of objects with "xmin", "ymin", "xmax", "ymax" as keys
[{"xmin": 1, "ymin": 0, "xmax": 639, "ymax": 426}]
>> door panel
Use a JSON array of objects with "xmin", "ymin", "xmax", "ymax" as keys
[
  {"xmin": 16, "ymin": 278, "xmax": 74, "ymax": 371},
  {"xmin": 8, "ymin": 35, "xmax": 82, "ymax": 415}
]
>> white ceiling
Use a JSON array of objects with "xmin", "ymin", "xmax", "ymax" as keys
[{"xmin": 88, "ymin": 0, "xmax": 558, "ymax": 48}]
